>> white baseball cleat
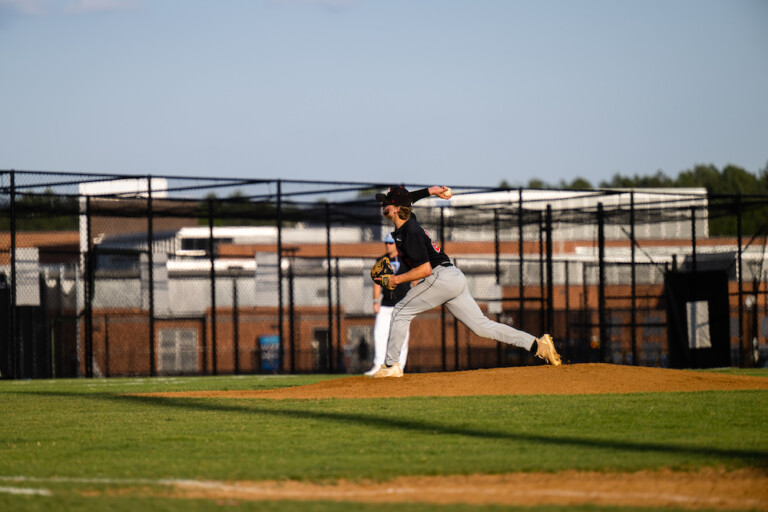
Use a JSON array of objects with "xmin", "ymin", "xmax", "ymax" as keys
[
  {"xmin": 363, "ymin": 367, "xmax": 379, "ymax": 377},
  {"xmin": 370, "ymin": 363, "xmax": 403, "ymax": 378},
  {"xmin": 535, "ymin": 334, "xmax": 562, "ymax": 366}
]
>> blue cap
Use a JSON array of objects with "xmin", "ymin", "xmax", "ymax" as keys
[{"xmin": 384, "ymin": 233, "xmax": 395, "ymax": 244}]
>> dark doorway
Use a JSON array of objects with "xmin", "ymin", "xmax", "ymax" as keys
[{"xmin": 665, "ymin": 270, "xmax": 731, "ymax": 368}]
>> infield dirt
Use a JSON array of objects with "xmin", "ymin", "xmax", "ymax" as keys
[
  {"xmin": 138, "ymin": 363, "xmax": 768, "ymax": 509},
  {"xmin": 150, "ymin": 362, "xmax": 768, "ymax": 400}
]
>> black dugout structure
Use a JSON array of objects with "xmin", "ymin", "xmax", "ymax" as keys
[{"xmin": 665, "ymin": 270, "xmax": 732, "ymax": 368}]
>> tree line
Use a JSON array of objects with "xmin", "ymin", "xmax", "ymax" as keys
[
  {"xmin": 2, "ymin": 163, "xmax": 767, "ymax": 236},
  {"xmin": 506, "ymin": 163, "xmax": 768, "ymax": 196},
  {"xmin": 500, "ymin": 163, "xmax": 768, "ymax": 237}
]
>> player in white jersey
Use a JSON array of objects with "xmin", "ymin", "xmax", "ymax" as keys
[{"xmin": 365, "ymin": 233, "xmax": 410, "ymax": 375}]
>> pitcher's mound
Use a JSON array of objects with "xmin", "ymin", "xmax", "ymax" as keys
[{"xmin": 151, "ymin": 363, "xmax": 768, "ymax": 400}]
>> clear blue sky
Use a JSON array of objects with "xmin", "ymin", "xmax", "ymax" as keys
[{"xmin": 1, "ymin": 0, "xmax": 766, "ymax": 188}]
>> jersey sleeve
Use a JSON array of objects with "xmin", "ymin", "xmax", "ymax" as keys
[{"xmin": 409, "ymin": 188, "xmax": 430, "ymax": 204}]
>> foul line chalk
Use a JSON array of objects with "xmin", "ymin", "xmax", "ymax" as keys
[{"xmin": 0, "ymin": 486, "xmax": 52, "ymax": 496}]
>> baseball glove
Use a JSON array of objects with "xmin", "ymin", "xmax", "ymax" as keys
[{"xmin": 370, "ymin": 256, "xmax": 396, "ymax": 290}]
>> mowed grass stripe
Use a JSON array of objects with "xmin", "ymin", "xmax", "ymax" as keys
[{"xmin": 1, "ymin": 371, "xmax": 766, "ymax": 481}]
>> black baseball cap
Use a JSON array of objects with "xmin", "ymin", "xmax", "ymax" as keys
[{"xmin": 376, "ymin": 186, "xmax": 411, "ymax": 207}]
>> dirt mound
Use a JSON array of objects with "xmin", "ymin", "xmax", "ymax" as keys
[{"xmin": 150, "ymin": 363, "xmax": 768, "ymax": 400}]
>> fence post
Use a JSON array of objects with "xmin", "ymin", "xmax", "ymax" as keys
[
  {"xmin": 104, "ymin": 315, "xmax": 110, "ymax": 377},
  {"xmin": 495, "ymin": 208, "xmax": 504, "ymax": 363},
  {"xmin": 147, "ymin": 176, "xmax": 156, "ymax": 377},
  {"xmin": 538, "ymin": 212, "xmax": 545, "ymax": 335},
  {"xmin": 233, "ymin": 278, "xmax": 239, "ymax": 374},
  {"xmin": 691, "ymin": 205, "xmax": 697, "ymax": 273},
  {"xmin": 9, "ymin": 171, "xmax": 17, "ymax": 379},
  {"xmin": 598, "ymin": 202, "xmax": 607, "ymax": 363},
  {"xmin": 453, "ymin": 274, "xmax": 460, "ymax": 370},
  {"xmin": 334, "ymin": 256, "xmax": 341, "ymax": 372},
  {"xmin": 737, "ymin": 194, "xmax": 744, "ymax": 367},
  {"xmin": 208, "ymin": 198, "xmax": 217, "ymax": 375},
  {"xmin": 564, "ymin": 260, "xmax": 570, "ymax": 361},
  {"xmin": 325, "ymin": 202, "xmax": 333, "ymax": 373},
  {"xmin": 288, "ymin": 251, "xmax": 295, "ymax": 373},
  {"xmin": 582, "ymin": 261, "xmax": 590, "ymax": 356},
  {"xmin": 494, "ymin": 209, "xmax": 500, "ymax": 284},
  {"xmin": 630, "ymin": 192, "xmax": 637, "ymax": 365},
  {"xmin": 545, "ymin": 204, "xmax": 554, "ymax": 335},
  {"xmin": 276, "ymin": 180, "xmax": 283, "ymax": 373},
  {"xmin": 518, "ymin": 190, "xmax": 525, "ymax": 335},
  {"xmin": 84, "ymin": 196, "xmax": 93, "ymax": 378},
  {"xmin": 751, "ymin": 277, "xmax": 759, "ymax": 367},
  {"xmin": 440, "ymin": 206, "xmax": 447, "ymax": 371}
]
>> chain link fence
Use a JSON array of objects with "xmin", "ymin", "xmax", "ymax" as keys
[{"xmin": 2, "ymin": 170, "xmax": 768, "ymax": 378}]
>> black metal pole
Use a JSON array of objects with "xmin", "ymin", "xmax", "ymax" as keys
[
  {"xmin": 453, "ymin": 298, "xmax": 460, "ymax": 370},
  {"xmin": 691, "ymin": 205, "xmax": 697, "ymax": 273},
  {"xmin": 9, "ymin": 171, "xmax": 17, "ymax": 379},
  {"xmin": 538, "ymin": 212, "xmax": 545, "ymax": 335},
  {"xmin": 494, "ymin": 209, "xmax": 500, "ymax": 285},
  {"xmin": 598, "ymin": 203, "xmax": 607, "ymax": 363},
  {"xmin": 334, "ymin": 256, "xmax": 341, "ymax": 372},
  {"xmin": 288, "ymin": 254, "xmax": 295, "ymax": 373},
  {"xmin": 466, "ymin": 320, "xmax": 471, "ymax": 370},
  {"xmin": 440, "ymin": 305, "xmax": 447, "ymax": 372},
  {"xmin": 440, "ymin": 207, "xmax": 447, "ymax": 371},
  {"xmin": 630, "ymin": 192, "xmax": 637, "ymax": 365},
  {"xmin": 208, "ymin": 199, "xmax": 217, "ymax": 375},
  {"xmin": 85, "ymin": 196, "xmax": 93, "ymax": 378},
  {"xmin": 147, "ymin": 177, "xmax": 156, "ymax": 377},
  {"xmin": 545, "ymin": 205, "xmax": 554, "ymax": 335},
  {"xmin": 582, "ymin": 261, "xmax": 590, "ymax": 357},
  {"xmin": 233, "ymin": 278, "xmax": 239, "ymax": 374},
  {"xmin": 518, "ymin": 190, "xmax": 525, "ymax": 334},
  {"xmin": 496, "ymin": 208, "xmax": 504, "ymax": 364},
  {"xmin": 439, "ymin": 205, "xmax": 445, "ymax": 249},
  {"xmin": 104, "ymin": 316, "xmax": 110, "ymax": 377},
  {"xmin": 564, "ymin": 260, "xmax": 570, "ymax": 361},
  {"xmin": 751, "ymin": 277, "xmax": 759, "ymax": 367},
  {"xmin": 277, "ymin": 180, "xmax": 284, "ymax": 373},
  {"xmin": 737, "ymin": 194, "xmax": 744, "ymax": 367},
  {"xmin": 201, "ymin": 315, "xmax": 208, "ymax": 374},
  {"xmin": 325, "ymin": 203, "xmax": 333, "ymax": 373}
]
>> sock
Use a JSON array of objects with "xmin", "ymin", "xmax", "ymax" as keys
[{"xmin": 529, "ymin": 340, "xmax": 538, "ymax": 354}]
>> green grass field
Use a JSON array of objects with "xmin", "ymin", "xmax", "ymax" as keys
[{"xmin": 1, "ymin": 369, "xmax": 766, "ymax": 511}]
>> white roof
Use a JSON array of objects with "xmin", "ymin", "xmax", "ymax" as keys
[
  {"xmin": 418, "ymin": 188, "xmax": 707, "ymax": 210},
  {"xmin": 78, "ymin": 177, "xmax": 168, "ymax": 198}
]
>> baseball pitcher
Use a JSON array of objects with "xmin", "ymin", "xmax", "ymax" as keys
[{"xmin": 369, "ymin": 185, "xmax": 561, "ymax": 378}]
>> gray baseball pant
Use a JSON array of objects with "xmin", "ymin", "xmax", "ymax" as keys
[{"xmin": 385, "ymin": 265, "xmax": 537, "ymax": 366}]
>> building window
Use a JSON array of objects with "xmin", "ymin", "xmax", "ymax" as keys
[{"xmin": 158, "ymin": 328, "xmax": 198, "ymax": 374}]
